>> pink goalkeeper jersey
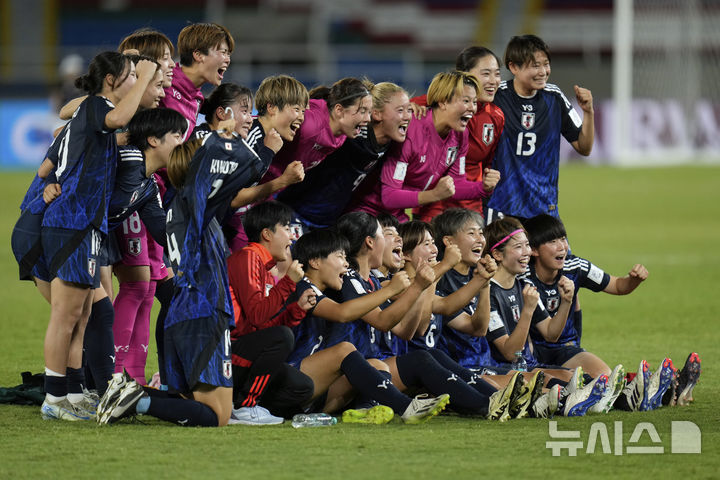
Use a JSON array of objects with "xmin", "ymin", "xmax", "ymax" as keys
[
  {"xmin": 261, "ymin": 98, "xmax": 347, "ymax": 182},
  {"xmin": 160, "ymin": 63, "xmax": 204, "ymax": 141},
  {"xmin": 354, "ymin": 111, "xmax": 487, "ymax": 222}
]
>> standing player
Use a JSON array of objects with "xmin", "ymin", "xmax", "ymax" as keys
[
  {"xmin": 411, "ymin": 46, "xmax": 503, "ymax": 221},
  {"xmin": 161, "ymin": 22, "xmax": 234, "ymax": 139},
  {"xmin": 352, "ymin": 71, "xmax": 497, "ymax": 223},
  {"xmin": 97, "ymin": 106, "xmax": 283, "ymax": 426},
  {"xmin": 39, "ymin": 52, "xmax": 155, "ymax": 421},
  {"xmin": 487, "ymin": 34, "xmax": 594, "ymax": 222},
  {"xmin": 279, "ymin": 81, "xmax": 413, "ymax": 231}
]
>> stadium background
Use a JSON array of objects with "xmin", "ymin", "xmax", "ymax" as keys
[{"xmin": 1, "ymin": 0, "xmax": 719, "ymax": 169}]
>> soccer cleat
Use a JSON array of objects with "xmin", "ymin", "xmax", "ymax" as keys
[
  {"xmin": 647, "ymin": 358, "xmax": 674, "ymax": 410},
  {"xmin": 98, "ymin": 380, "xmax": 145, "ymax": 425},
  {"xmin": 614, "ymin": 360, "xmax": 649, "ymax": 412},
  {"xmin": 41, "ymin": 398, "xmax": 92, "ymax": 421},
  {"xmin": 342, "ymin": 405, "xmax": 394, "ymax": 425},
  {"xmin": 96, "ymin": 371, "xmax": 130, "ymax": 421},
  {"xmin": 676, "ymin": 352, "xmax": 701, "ymax": 406},
  {"xmin": 228, "ymin": 406, "xmax": 284, "ymax": 425},
  {"xmin": 69, "ymin": 396, "xmax": 97, "ymax": 419},
  {"xmin": 487, "ymin": 371, "xmax": 523, "ymax": 422},
  {"xmin": 563, "ymin": 374, "xmax": 608, "ymax": 417},
  {"xmin": 510, "ymin": 370, "xmax": 545, "ymax": 419},
  {"xmin": 561, "ymin": 366, "xmax": 584, "ymax": 398},
  {"xmin": 401, "ymin": 393, "xmax": 450, "ymax": 424},
  {"xmin": 83, "ymin": 388, "xmax": 100, "ymax": 408},
  {"xmin": 531, "ymin": 384, "xmax": 561, "ymax": 419},
  {"xmin": 590, "ymin": 364, "xmax": 626, "ymax": 414}
]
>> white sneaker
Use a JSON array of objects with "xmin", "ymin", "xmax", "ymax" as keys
[
  {"xmin": 41, "ymin": 398, "xmax": 92, "ymax": 421},
  {"xmin": 590, "ymin": 364, "xmax": 626, "ymax": 414},
  {"xmin": 561, "ymin": 366, "xmax": 584, "ymax": 398},
  {"xmin": 96, "ymin": 372, "xmax": 129, "ymax": 421},
  {"xmin": 69, "ymin": 396, "xmax": 97, "ymax": 419},
  {"xmin": 531, "ymin": 384, "xmax": 561, "ymax": 419},
  {"xmin": 401, "ymin": 393, "xmax": 450, "ymax": 424},
  {"xmin": 615, "ymin": 360, "xmax": 649, "ymax": 412},
  {"xmin": 563, "ymin": 374, "xmax": 608, "ymax": 417},
  {"xmin": 228, "ymin": 406, "xmax": 284, "ymax": 425}
]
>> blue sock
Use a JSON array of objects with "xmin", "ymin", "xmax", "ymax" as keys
[
  {"xmin": 84, "ymin": 297, "xmax": 115, "ymax": 394},
  {"xmin": 146, "ymin": 396, "xmax": 219, "ymax": 427},
  {"xmin": 136, "ymin": 396, "xmax": 151, "ymax": 414},
  {"xmin": 340, "ymin": 351, "xmax": 412, "ymax": 414},
  {"xmin": 427, "ymin": 348, "xmax": 497, "ymax": 396}
]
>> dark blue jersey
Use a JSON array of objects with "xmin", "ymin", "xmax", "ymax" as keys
[
  {"xmin": 20, "ymin": 127, "xmax": 66, "ymax": 214},
  {"xmin": 489, "ymin": 81, "xmax": 582, "ymax": 218},
  {"xmin": 42, "ymin": 96, "xmax": 117, "ymax": 233},
  {"xmin": 487, "ymin": 278, "xmax": 549, "ymax": 368},
  {"xmin": 435, "ymin": 268, "xmax": 497, "ymax": 368},
  {"xmin": 277, "ymin": 126, "xmax": 389, "ymax": 227},
  {"xmin": 191, "ymin": 121, "xmax": 212, "ymax": 141},
  {"xmin": 107, "ymin": 145, "xmax": 166, "ymax": 246},
  {"xmin": 524, "ymin": 255, "xmax": 610, "ymax": 348},
  {"xmin": 371, "ymin": 269, "xmax": 407, "ymax": 358},
  {"xmin": 407, "ymin": 312, "xmax": 446, "ymax": 354},
  {"xmin": 287, "ymin": 279, "xmax": 329, "ymax": 368},
  {"xmin": 165, "ymin": 132, "xmax": 267, "ymax": 327},
  {"xmin": 326, "ymin": 269, "xmax": 384, "ymax": 359}
]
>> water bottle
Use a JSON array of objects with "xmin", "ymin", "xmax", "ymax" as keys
[
  {"xmin": 512, "ymin": 351, "xmax": 527, "ymax": 372},
  {"xmin": 291, "ymin": 413, "xmax": 337, "ymax": 428}
]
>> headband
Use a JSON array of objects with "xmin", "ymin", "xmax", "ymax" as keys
[{"xmin": 490, "ymin": 229, "xmax": 524, "ymax": 252}]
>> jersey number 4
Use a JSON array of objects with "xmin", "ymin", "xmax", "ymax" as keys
[{"xmin": 516, "ymin": 132, "xmax": 537, "ymax": 156}]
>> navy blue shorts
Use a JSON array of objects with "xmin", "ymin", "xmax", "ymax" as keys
[
  {"xmin": 11, "ymin": 210, "xmax": 50, "ymax": 282},
  {"xmin": 533, "ymin": 343, "xmax": 585, "ymax": 367},
  {"xmin": 41, "ymin": 226, "xmax": 104, "ymax": 288},
  {"xmin": 164, "ymin": 315, "xmax": 233, "ymax": 394}
]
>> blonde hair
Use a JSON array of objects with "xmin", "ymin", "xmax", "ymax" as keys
[
  {"xmin": 255, "ymin": 75, "xmax": 309, "ymax": 117},
  {"xmin": 426, "ymin": 71, "xmax": 481, "ymax": 109},
  {"xmin": 167, "ymin": 139, "xmax": 203, "ymax": 188},
  {"xmin": 363, "ymin": 79, "xmax": 407, "ymax": 114}
]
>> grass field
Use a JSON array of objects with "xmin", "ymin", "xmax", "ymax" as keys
[{"xmin": 0, "ymin": 165, "xmax": 718, "ymax": 479}]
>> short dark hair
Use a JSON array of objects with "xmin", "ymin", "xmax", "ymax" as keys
[
  {"xmin": 127, "ymin": 108, "xmax": 187, "ymax": 151},
  {"xmin": 398, "ymin": 220, "xmax": 434, "ymax": 254},
  {"xmin": 199, "ymin": 83, "xmax": 253, "ymax": 119},
  {"xmin": 243, "ymin": 201, "xmax": 294, "ymax": 243},
  {"xmin": 335, "ymin": 211, "xmax": 380, "ymax": 270},
  {"xmin": 431, "ymin": 208, "xmax": 484, "ymax": 257},
  {"xmin": 293, "ymin": 228, "xmax": 349, "ymax": 268},
  {"xmin": 523, "ymin": 214, "xmax": 567, "ymax": 249},
  {"xmin": 503, "ymin": 34, "xmax": 551, "ymax": 70},
  {"xmin": 376, "ymin": 212, "xmax": 400, "ymax": 230}
]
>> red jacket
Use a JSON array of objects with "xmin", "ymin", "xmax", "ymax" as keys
[{"xmin": 228, "ymin": 242, "xmax": 305, "ymax": 339}]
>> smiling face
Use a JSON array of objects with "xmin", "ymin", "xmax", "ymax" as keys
[
  {"xmin": 468, "ymin": 55, "xmax": 501, "ymax": 104},
  {"xmin": 335, "ymin": 95, "xmax": 372, "ymax": 138},
  {"xmin": 139, "ymin": 70, "xmax": 165, "ymax": 109},
  {"xmin": 532, "ymin": 236, "xmax": 568, "ymax": 273},
  {"xmin": 494, "ymin": 232, "xmax": 531, "ymax": 276},
  {"xmin": 406, "ymin": 230, "xmax": 438, "ymax": 268},
  {"xmin": 450, "ymin": 219, "xmax": 486, "ymax": 267},
  {"xmin": 109, "ymin": 60, "xmax": 137, "ymax": 102},
  {"xmin": 381, "ymin": 226, "xmax": 404, "ymax": 272},
  {"xmin": 441, "ymin": 84, "xmax": 478, "ymax": 133},
  {"xmin": 153, "ymin": 129, "xmax": 184, "ymax": 168},
  {"xmin": 225, "ymin": 94, "xmax": 253, "ymax": 138},
  {"xmin": 157, "ymin": 44, "xmax": 174, "ymax": 88},
  {"xmin": 510, "ymin": 50, "xmax": 551, "ymax": 97},
  {"xmin": 318, "ymin": 250, "xmax": 349, "ymax": 290},
  {"xmin": 373, "ymin": 91, "xmax": 412, "ymax": 144},
  {"xmin": 270, "ymin": 103, "xmax": 306, "ymax": 141},
  {"xmin": 266, "ymin": 222, "xmax": 293, "ymax": 263},
  {"xmin": 199, "ymin": 41, "xmax": 231, "ymax": 86},
  {"xmin": 367, "ymin": 222, "xmax": 386, "ymax": 270}
]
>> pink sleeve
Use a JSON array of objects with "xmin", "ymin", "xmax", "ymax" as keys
[
  {"xmin": 380, "ymin": 140, "xmax": 420, "ymax": 209},
  {"xmin": 449, "ymin": 133, "xmax": 489, "ymax": 200}
]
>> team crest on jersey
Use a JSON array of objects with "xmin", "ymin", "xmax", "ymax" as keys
[
  {"xmin": 547, "ymin": 295, "xmax": 560, "ymax": 312},
  {"xmin": 511, "ymin": 305, "xmax": 520, "ymax": 322},
  {"xmin": 482, "ymin": 124, "xmax": 495, "ymax": 145},
  {"xmin": 88, "ymin": 258, "xmax": 96, "ymax": 277},
  {"xmin": 223, "ymin": 360, "xmax": 232, "ymax": 380},
  {"xmin": 521, "ymin": 112, "xmax": 535, "ymax": 130},
  {"xmin": 225, "ymin": 142, "xmax": 232, "ymax": 150},
  {"xmin": 289, "ymin": 223, "xmax": 304, "ymax": 241},
  {"xmin": 128, "ymin": 238, "xmax": 142, "ymax": 256},
  {"xmin": 445, "ymin": 147, "xmax": 459, "ymax": 166}
]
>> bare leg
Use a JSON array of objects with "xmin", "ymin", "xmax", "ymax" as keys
[
  {"xmin": 563, "ymin": 352, "xmax": 611, "ymax": 378},
  {"xmin": 192, "ymin": 384, "xmax": 233, "ymax": 426}
]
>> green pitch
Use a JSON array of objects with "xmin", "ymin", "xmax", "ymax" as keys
[{"xmin": 0, "ymin": 166, "xmax": 717, "ymax": 479}]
